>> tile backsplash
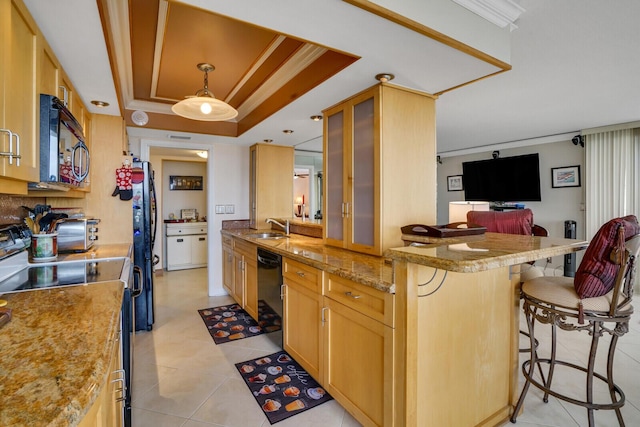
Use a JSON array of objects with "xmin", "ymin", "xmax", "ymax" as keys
[{"xmin": 0, "ymin": 195, "xmax": 45, "ymax": 226}]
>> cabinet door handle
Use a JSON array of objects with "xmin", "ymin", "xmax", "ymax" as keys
[
  {"xmin": 199, "ymin": 237, "xmax": 205, "ymax": 241},
  {"xmin": 281, "ymin": 284, "xmax": 286, "ymax": 300},
  {"xmin": 344, "ymin": 202, "xmax": 350, "ymax": 218},
  {"xmin": 345, "ymin": 291, "xmax": 361, "ymax": 299},
  {"xmin": 341, "ymin": 202, "xmax": 345, "ymax": 218},
  {"xmin": 177, "ymin": 238, "xmax": 184, "ymax": 242},
  {"xmin": 13, "ymin": 132, "xmax": 21, "ymax": 166},
  {"xmin": 321, "ymin": 307, "xmax": 328, "ymax": 325},
  {"xmin": 0, "ymin": 129, "xmax": 21, "ymax": 165},
  {"xmin": 296, "ymin": 271, "xmax": 305, "ymax": 277}
]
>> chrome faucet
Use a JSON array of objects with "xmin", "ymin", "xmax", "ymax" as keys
[{"xmin": 265, "ymin": 218, "xmax": 289, "ymax": 235}]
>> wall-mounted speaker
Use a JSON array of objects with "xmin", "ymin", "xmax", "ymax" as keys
[{"xmin": 572, "ymin": 135, "xmax": 585, "ymax": 147}]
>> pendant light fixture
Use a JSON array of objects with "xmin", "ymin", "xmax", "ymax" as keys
[{"xmin": 171, "ymin": 63, "xmax": 238, "ymax": 121}]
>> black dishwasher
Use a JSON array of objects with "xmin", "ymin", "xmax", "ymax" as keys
[{"xmin": 257, "ymin": 248, "xmax": 283, "ymax": 348}]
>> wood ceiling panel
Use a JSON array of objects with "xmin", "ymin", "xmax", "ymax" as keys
[
  {"xmin": 238, "ymin": 50, "xmax": 359, "ymax": 135},
  {"xmin": 126, "ymin": 0, "xmax": 359, "ymax": 137},
  {"xmin": 228, "ymin": 37, "xmax": 304, "ymax": 107},
  {"xmin": 130, "ymin": 0, "xmax": 161, "ymax": 101},
  {"xmin": 156, "ymin": 3, "xmax": 279, "ymax": 101}
]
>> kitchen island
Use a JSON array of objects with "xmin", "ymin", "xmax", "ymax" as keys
[
  {"xmin": 385, "ymin": 233, "xmax": 588, "ymax": 427},
  {"xmin": 225, "ymin": 228, "xmax": 587, "ymax": 426}
]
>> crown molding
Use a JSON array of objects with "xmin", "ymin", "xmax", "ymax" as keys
[{"xmin": 451, "ymin": 0, "xmax": 525, "ymax": 31}]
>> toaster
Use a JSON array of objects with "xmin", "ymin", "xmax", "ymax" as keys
[{"xmin": 57, "ymin": 218, "xmax": 100, "ymax": 253}]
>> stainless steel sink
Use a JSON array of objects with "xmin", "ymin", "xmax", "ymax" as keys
[{"xmin": 246, "ymin": 232, "xmax": 287, "ymax": 240}]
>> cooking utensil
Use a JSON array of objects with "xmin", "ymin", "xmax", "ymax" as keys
[
  {"xmin": 24, "ymin": 217, "xmax": 35, "ymax": 233},
  {"xmin": 39, "ymin": 213, "xmax": 53, "ymax": 233},
  {"xmin": 39, "ymin": 213, "xmax": 68, "ymax": 233},
  {"xmin": 34, "ymin": 213, "xmax": 42, "ymax": 234}
]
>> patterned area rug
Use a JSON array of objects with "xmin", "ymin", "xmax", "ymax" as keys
[
  {"xmin": 198, "ymin": 301, "xmax": 281, "ymax": 344},
  {"xmin": 235, "ymin": 350, "xmax": 332, "ymax": 424}
]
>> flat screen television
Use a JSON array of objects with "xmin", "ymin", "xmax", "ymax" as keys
[{"xmin": 462, "ymin": 153, "xmax": 541, "ymax": 202}]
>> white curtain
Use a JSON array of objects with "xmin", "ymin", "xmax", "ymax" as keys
[{"xmin": 585, "ymin": 128, "xmax": 640, "ymax": 237}]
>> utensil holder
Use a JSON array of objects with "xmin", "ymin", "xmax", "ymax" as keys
[{"xmin": 31, "ymin": 233, "xmax": 58, "ymax": 262}]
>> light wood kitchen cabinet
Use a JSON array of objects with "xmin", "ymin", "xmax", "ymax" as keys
[
  {"xmin": 282, "ymin": 257, "xmax": 323, "ymax": 381},
  {"xmin": 322, "ymin": 273, "xmax": 395, "ymax": 427},
  {"xmin": 38, "ymin": 41, "xmax": 61, "ymax": 98},
  {"xmin": 232, "ymin": 239, "xmax": 258, "ymax": 319},
  {"xmin": 249, "ymin": 143, "xmax": 294, "ymax": 230},
  {"xmin": 0, "ymin": 0, "xmax": 39, "ymax": 186},
  {"xmin": 244, "ymin": 252, "xmax": 258, "ymax": 320},
  {"xmin": 323, "ymin": 83, "xmax": 437, "ymax": 256},
  {"xmin": 79, "ymin": 324, "xmax": 124, "ymax": 427},
  {"xmin": 222, "ymin": 235, "xmax": 234, "ymax": 295}
]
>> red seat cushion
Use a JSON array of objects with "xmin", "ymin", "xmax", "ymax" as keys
[
  {"xmin": 467, "ymin": 209, "xmax": 533, "ymax": 236},
  {"xmin": 574, "ymin": 215, "xmax": 640, "ymax": 299}
]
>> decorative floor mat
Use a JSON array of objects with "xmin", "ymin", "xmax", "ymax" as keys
[
  {"xmin": 235, "ymin": 350, "xmax": 332, "ymax": 424},
  {"xmin": 198, "ymin": 301, "xmax": 281, "ymax": 344}
]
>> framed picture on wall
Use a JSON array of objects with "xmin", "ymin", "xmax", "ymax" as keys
[
  {"xmin": 169, "ymin": 175, "xmax": 203, "ymax": 190},
  {"xmin": 447, "ymin": 175, "xmax": 464, "ymax": 191},
  {"xmin": 551, "ymin": 166, "xmax": 581, "ymax": 188}
]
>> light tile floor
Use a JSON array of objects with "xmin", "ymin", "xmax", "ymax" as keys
[{"xmin": 131, "ymin": 268, "xmax": 640, "ymax": 426}]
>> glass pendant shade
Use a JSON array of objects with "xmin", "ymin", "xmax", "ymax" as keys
[
  {"xmin": 171, "ymin": 63, "xmax": 238, "ymax": 121},
  {"xmin": 172, "ymin": 95, "xmax": 238, "ymax": 121}
]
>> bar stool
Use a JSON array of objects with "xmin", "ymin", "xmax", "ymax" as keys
[{"xmin": 511, "ymin": 232, "xmax": 640, "ymax": 426}]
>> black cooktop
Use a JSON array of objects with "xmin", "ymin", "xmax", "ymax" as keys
[{"xmin": 0, "ymin": 258, "xmax": 125, "ymax": 294}]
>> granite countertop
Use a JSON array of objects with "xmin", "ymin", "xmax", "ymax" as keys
[
  {"xmin": 56, "ymin": 243, "xmax": 132, "ymax": 262},
  {"xmin": 387, "ymin": 232, "xmax": 588, "ymax": 273},
  {"xmin": 0, "ymin": 281, "xmax": 124, "ymax": 427},
  {"xmin": 0, "ymin": 244, "xmax": 132, "ymax": 426},
  {"xmin": 224, "ymin": 230, "xmax": 589, "ymax": 291},
  {"xmin": 222, "ymin": 229, "xmax": 395, "ymax": 293}
]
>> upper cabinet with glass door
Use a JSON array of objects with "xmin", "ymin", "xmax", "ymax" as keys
[{"xmin": 323, "ymin": 83, "xmax": 438, "ymax": 256}]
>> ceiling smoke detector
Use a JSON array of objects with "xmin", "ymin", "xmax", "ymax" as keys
[{"xmin": 131, "ymin": 110, "xmax": 149, "ymax": 126}]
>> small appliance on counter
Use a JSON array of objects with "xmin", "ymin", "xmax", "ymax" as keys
[{"xmin": 56, "ymin": 218, "xmax": 100, "ymax": 253}]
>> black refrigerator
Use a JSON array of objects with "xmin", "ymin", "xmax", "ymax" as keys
[{"xmin": 132, "ymin": 161, "xmax": 158, "ymax": 331}]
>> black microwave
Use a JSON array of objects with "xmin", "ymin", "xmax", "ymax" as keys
[{"xmin": 35, "ymin": 94, "xmax": 90, "ymax": 189}]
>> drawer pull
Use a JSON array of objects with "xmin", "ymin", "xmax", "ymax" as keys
[
  {"xmin": 345, "ymin": 291, "xmax": 361, "ymax": 299},
  {"xmin": 296, "ymin": 271, "xmax": 306, "ymax": 277},
  {"xmin": 177, "ymin": 238, "xmax": 184, "ymax": 242}
]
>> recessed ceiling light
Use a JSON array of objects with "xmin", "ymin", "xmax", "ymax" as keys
[
  {"xmin": 375, "ymin": 73, "xmax": 395, "ymax": 83},
  {"xmin": 310, "ymin": 115, "xmax": 322, "ymax": 121},
  {"xmin": 91, "ymin": 100, "xmax": 110, "ymax": 107},
  {"xmin": 282, "ymin": 129, "xmax": 294, "ymax": 134}
]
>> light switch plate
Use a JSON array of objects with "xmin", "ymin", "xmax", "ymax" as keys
[
  {"xmin": 215, "ymin": 205, "xmax": 225, "ymax": 214},
  {"xmin": 225, "ymin": 205, "xmax": 235, "ymax": 214}
]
